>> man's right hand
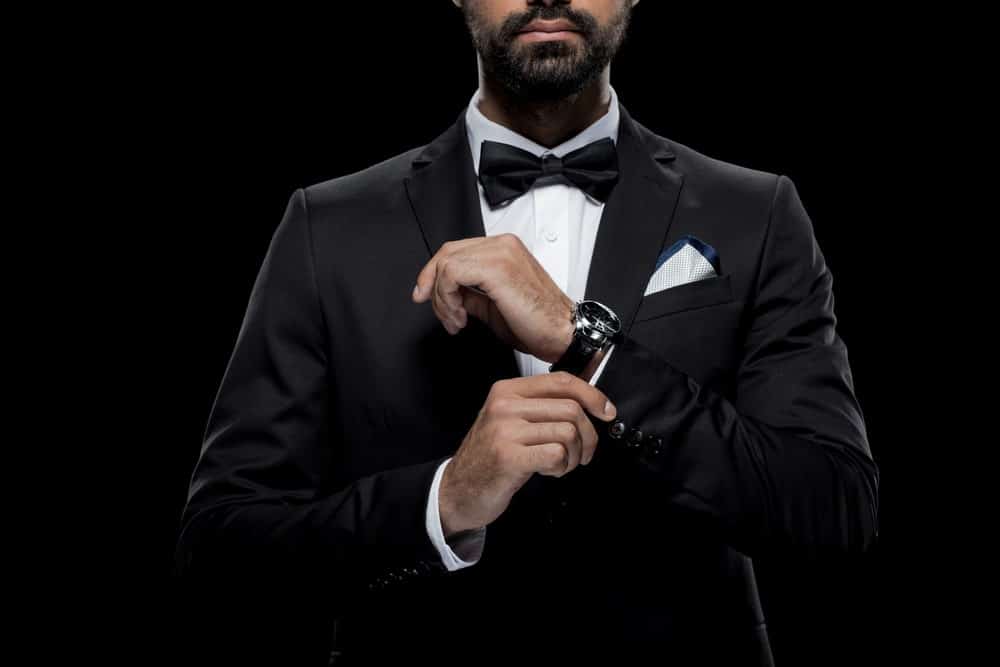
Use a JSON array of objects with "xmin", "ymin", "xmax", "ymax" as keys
[{"xmin": 438, "ymin": 371, "xmax": 617, "ymax": 537}]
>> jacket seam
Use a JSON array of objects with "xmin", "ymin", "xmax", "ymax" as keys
[
  {"xmin": 299, "ymin": 187, "xmax": 332, "ymax": 358},
  {"xmin": 748, "ymin": 174, "xmax": 785, "ymax": 314}
]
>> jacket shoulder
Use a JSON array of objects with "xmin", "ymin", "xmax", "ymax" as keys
[
  {"xmin": 673, "ymin": 141, "xmax": 779, "ymax": 200},
  {"xmin": 298, "ymin": 143, "xmax": 427, "ymax": 214},
  {"xmin": 634, "ymin": 121, "xmax": 781, "ymax": 202}
]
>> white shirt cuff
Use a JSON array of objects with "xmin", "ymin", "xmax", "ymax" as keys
[
  {"xmin": 588, "ymin": 343, "xmax": 615, "ymax": 385},
  {"xmin": 425, "ymin": 457, "xmax": 486, "ymax": 571}
]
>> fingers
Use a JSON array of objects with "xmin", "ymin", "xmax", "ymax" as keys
[
  {"xmin": 413, "ymin": 239, "xmax": 496, "ymax": 334},
  {"xmin": 413, "ymin": 237, "xmax": 521, "ymax": 335},
  {"xmin": 506, "ymin": 372, "xmax": 617, "ymax": 422},
  {"xmin": 516, "ymin": 421, "xmax": 583, "ymax": 472},
  {"xmin": 413, "ymin": 239, "xmax": 480, "ymax": 303},
  {"xmin": 515, "ymin": 442, "xmax": 571, "ymax": 478},
  {"xmin": 431, "ymin": 282, "xmax": 463, "ymax": 335},
  {"xmin": 501, "ymin": 398, "xmax": 599, "ymax": 466},
  {"xmin": 435, "ymin": 258, "xmax": 475, "ymax": 332}
]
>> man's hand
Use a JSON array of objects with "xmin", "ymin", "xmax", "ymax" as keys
[
  {"xmin": 412, "ymin": 233, "xmax": 575, "ymax": 363},
  {"xmin": 438, "ymin": 372, "xmax": 617, "ymax": 536}
]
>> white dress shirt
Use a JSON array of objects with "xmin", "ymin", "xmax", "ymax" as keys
[{"xmin": 424, "ymin": 85, "xmax": 622, "ymax": 570}]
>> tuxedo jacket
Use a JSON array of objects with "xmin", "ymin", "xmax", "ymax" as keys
[{"xmin": 175, "ymin": 101, "xmax": 879, "ymax": 666}]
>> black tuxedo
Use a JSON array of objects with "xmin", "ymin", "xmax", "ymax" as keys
[{"xmin": 175, "ymin": 101, "xmax": 879, "ymax": 666}]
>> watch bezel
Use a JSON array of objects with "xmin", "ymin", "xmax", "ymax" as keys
[{"xmin": 574, "ymin": 299, "xmax": 622, "ymax": 346}]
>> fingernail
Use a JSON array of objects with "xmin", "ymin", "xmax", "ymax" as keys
[
  {"xmin": 412, "ymin": 284, "xmax": 421, "ymax": 299},
  {"xmin": 604, "ymin": 400, "xmax": 616, "ymax": 418}
]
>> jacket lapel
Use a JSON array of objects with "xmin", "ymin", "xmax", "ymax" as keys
[
  {"xmin": 405, "ymin": 110, "xmax": 487, "ymax": 258},
  {"xmin": 404, "ymin": 111, "xmax": 522, "ymax": 381},
  {"xmin": 584, "ymin": 103, "xmax": 684, "ymax": 335}
]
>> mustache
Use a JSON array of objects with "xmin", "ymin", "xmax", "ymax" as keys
[{"xmin": 498, "ymin": 5, "xmax": 599, "ymax": 41}]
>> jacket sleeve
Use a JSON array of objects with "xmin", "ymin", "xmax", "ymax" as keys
[
  {"xmin": 591, "ymin": 175, "xmax": 879, "ymax": 558},
  {"xmin": 174, "ymin": 188, "xmax": 450, "ymax": 606}
]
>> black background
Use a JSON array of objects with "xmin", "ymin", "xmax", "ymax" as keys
[{"xmin": 84, "ymin": 4, "xmax": 956, "ymax": 665}]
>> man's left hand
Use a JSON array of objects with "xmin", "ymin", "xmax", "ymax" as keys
[{"xmin": 412, "ymin": 233, "xmax": 574, "ymax": 364}]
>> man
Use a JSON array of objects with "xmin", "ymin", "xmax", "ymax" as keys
[{"xmin": 176, "ymin": 1, "xmax": 879, "ymax": 664}]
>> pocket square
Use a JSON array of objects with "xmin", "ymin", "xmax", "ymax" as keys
[{"xmin": 645, "ymin": 234, "xmax": 721, "ymax": 296}]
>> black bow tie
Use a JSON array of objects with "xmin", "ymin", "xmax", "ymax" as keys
[{"xmin": 477, "ymin": 137, "xmax": 620, "ymax": 208}]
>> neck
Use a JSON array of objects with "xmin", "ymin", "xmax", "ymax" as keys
[{"xmin": 475, "ymin": 62, "xmax": 612, "ymax": 148}]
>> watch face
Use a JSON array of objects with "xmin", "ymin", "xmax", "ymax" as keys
[{"xmin": 578, "ymin": 300, "xmax": 621, "ymax": 336}]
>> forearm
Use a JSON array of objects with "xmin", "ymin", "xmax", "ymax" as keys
[
  {"xmin": 175, "ymin": 454, "xmax": 452, "ymax": 598},
  {"xmin": 593, "ymin": 333, "xmax": 878, "ymax": 557},
  {"xmin": 173, "ymin": 454, "xmax": 453, "ymax": 662}
]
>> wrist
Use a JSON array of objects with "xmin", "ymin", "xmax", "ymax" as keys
[
  {"xmin": 550, "ymin": 298, "xmax": 577, "ymax": 364},
  {"xmin": 438, "ymin": 463, "xmax": 466, "ymax": 538}
]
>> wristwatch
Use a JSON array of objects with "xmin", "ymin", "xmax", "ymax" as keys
[{"xmin": 549, "ymin": 299, "xmax": 623, "ymax": 376}]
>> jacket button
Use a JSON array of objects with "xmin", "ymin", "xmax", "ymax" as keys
[
  {"xmin": 646, "ymin": 436, "xmax": 666, "ymax": 458},
  {"xmin": 627, "ymin": 427, "xmax": 644, "ymax": 449},
  {"xmin": 609, "ymin": 419, "xmax": 626, "ymax": 439}
]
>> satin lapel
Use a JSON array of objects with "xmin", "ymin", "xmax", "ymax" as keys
[
  {"xmin": 404, "ymin": 110, "xmax": 521, "ymax": 381},
  {"xmin": 584, "ymin": 104, "xmax": 684, "ymax": 334}
]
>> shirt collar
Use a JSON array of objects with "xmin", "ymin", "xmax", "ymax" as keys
[{"xmin": 465, "ymin": 84, "xmax": 621, "ymax": 176}]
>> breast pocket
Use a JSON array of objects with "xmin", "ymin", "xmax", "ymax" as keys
[{"xmin": 633, "ymin": 273, "xmax": 735, "ymax": 323}]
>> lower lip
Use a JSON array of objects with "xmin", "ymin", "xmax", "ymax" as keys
[{"xmin": 517, "ymin": 30, "xmax": 580, "ymax": 42}]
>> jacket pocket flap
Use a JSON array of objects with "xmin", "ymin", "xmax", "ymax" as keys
[{"xmin": 634, "ymin": 274, "xmax": 735, "ymax": 322}]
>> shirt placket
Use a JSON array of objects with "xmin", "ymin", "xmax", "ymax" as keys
[{"xmin": 529, "ymin": 181, "xmax": 571, "ymax": 375}]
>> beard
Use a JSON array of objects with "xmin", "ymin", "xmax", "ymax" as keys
[{"xmin": 462, "ymin": 2, "xmax": 632, "ymax": 103}]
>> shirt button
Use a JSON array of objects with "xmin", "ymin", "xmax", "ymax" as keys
[
  {"xmin": 609, "ymin": 419, "xmax": 626, "ymax": 439},
  {"xmin": 543, "ymin": 228, "xmax": 558, "ymax": 242}
]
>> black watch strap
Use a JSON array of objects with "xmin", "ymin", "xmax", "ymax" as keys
[{"xmin": 549, "ymin": 334, "xmax": 601, "ymax": 375}]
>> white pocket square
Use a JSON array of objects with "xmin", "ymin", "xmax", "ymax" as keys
[{"xmin": 644, "ymin": 234, "xmax": 721, "ymax": 296}]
